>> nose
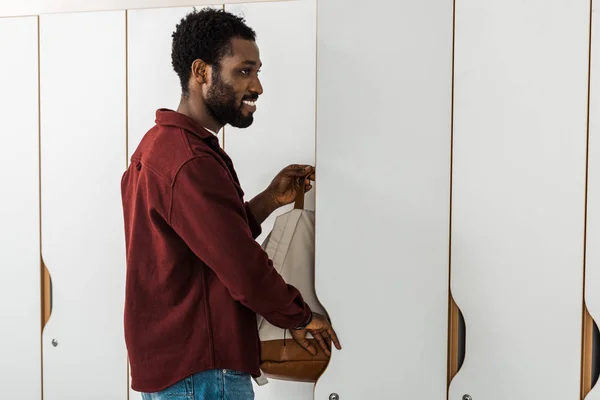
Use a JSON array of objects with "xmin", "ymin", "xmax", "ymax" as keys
[{"xmin": 251, "ymin": 75, "xmax": 263, "ymax": 96}]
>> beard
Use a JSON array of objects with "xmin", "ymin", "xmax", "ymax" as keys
[{"xmin": 205, "ymin": 68, "xmax": 255, "ymax": 128}]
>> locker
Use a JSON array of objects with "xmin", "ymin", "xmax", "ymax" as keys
[
  {"xmin": 314, "ymin": 0, "xmax": 453, "ymax": 399},
  {"xmin": 449, "ymin": 1, "xmax": 589, "ymax": 399},
  {"xmin": 40, "ymin": 10, "xmax": 128, "ymax": 400},
  {"xmin": 583, "ymin": 3, "xmax": 600, "ymax": 399},
  {"xmin": 0, "ymin": 15, "xmax": 42, "ymax": 400}
]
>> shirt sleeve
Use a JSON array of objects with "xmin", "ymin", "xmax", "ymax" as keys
[
  {"xmin": 244, "ymin": 202, "xmax": 263, "ymax": 239},
  {"xmin": 169, "ymin": 155, "xmax": 311, "ymax": 329}
]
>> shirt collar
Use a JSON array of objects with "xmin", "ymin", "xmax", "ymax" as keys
[
  {"xmin": 155, "ymin": 108, "xmax": 215, "ymax": 140},
  {"xmin": 203, "ymin": 126, "xmax": 219, "ymax": 136}
]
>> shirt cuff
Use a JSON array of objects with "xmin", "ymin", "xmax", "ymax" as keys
[
  {"xmin": 244, "ymin": 202, "xmax": 263, "ymax": 239},
  {"xmin": 293, "ymin": 308, "xmax": 313, "ymax": 330}
]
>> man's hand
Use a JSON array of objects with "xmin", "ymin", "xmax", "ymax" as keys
[
  {"xmin": 248, "ymin": 164, "xmax": 315, "ymax": 224},
  {"xmin": 266, "ymin": 164, "xmax": 315, "ymax": 208},
  {"xmin": 289, "ymin": 313, "xmax": 342, "ymax": 357},
  {"xmin": 249, "ymin": 164, "xmax": 315, "ymax": 224}
]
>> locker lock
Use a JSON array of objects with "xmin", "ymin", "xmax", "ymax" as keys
[
  {"xmin": 463, "ymin": 395, "xmax": 472, "ymax": 400},
  {"xmin": 329, "ymin": 394, "xmax": 339, "ymax": 400}
]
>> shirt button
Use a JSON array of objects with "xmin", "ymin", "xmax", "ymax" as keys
[{"xmin": 223, "ymin": 369, "xmax": 227, "ymax": 374}]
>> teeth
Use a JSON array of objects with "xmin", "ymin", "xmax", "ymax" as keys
[{"xmin": 243, "ymin": 100, "xmax": 256, "ymax": 106}]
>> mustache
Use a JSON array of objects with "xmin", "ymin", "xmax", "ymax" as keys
[{"xmin": 242, "ymin": 94, "xmax": 259, "ymax": 101}]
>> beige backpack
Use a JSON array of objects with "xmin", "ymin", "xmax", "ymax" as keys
[{"xmin": 256, "ymin": 187, "xmax": 330, "ymax": 384}]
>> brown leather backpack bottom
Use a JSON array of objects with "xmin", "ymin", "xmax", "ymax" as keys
[{"xmin": 260, "ymin": 339, "xmax": 330, "ymax": 382}]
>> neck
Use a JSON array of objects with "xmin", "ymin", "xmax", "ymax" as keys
[{"xmin": 177, "ymin": 94, "xmax": 223, "ymax": 133}]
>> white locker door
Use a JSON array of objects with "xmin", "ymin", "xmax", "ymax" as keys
[
  {"xmin": 449, "ymin": 1, "xmax": 589, "ymax": 399},
  {"xmin": 0, "ymin": 16, "xmax": 42, "ymax": 400},
  {"xmin": 224, "ymin": 1, "xmax": 317, "ymax": 399},
  {"xmin": 314, "ymin": 0, "xmax": 453, "ymax": 399},
  {"xmin": 127, "ymin": 4, "xmax": 223, "ymax": 161},
  {"xmin": 584, "ymin": 3, "xmax": 600, "ymax": 399},
  {"xmin": 39, "ymin": 11, "xmax": 128, "ymax": 400}
]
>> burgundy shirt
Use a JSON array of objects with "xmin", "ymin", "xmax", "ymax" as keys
[{"xmin": 120, "ymin": 109, "xmax": 311, "ymax": 392}]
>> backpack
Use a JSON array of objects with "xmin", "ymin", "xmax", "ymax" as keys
[{"xmin": 256, "ymin": 188, "xmax": 330, "ymax": 383}]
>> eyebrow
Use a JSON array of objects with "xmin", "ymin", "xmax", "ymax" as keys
[{"xmin": 241, "ymin": 60, "xmax": 263, "ymax": 68}]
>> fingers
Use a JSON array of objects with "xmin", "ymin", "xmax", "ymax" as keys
[
  {"xmin": 321, "ymin": 330, "xmax": 332, "ymax": 350},
  {"xmin": 304, "ymin": 179, "xmax": 313, "ymax": 192},
  {"xmin": 312, "ymin": 332, "xmax": 331, "ymax": 357},
  {"xmin": 293, "ymin": 334, "xmax": 317, "ymax": 356},
  {"xmin": 287, "ymin": 164, "xmax": 314, "ymax": 177},
  {"xmin": 327, "ymin": 327, "xmax": 342, "ymax": 350}
]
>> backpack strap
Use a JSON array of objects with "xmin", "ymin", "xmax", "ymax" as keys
[{"xmin": 294, "ymin": 173, "xmax": 308, "ymax": 209}]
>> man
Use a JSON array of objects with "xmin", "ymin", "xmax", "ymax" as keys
[{"xmin": 120, "ymin": 8, "xmax": 341, "ymax": 400}]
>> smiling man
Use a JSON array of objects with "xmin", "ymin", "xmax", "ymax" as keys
[{"xmin": 120, "ymin": 8, "xmax": 340, "ymax": 400}]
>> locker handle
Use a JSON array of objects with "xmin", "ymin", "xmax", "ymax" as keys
[
  {"xmin": 41, "ymin": 257, "xmax": 52, "ymax": 329},
  {"xmin": 448, "ymin": 293, "xmax": 466, "ymax": 386},
  {"xmin": 581, "ymin": 304, "xmax": 599, "ymax": 399},
  {"xmin": 294, "ymin": 173, "xmax": 309, "ymax": 210}
]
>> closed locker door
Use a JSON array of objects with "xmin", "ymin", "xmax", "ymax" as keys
[
  {"xmin": 224, "ymin": 1, "xmax": 316, "ymax": 398},
  {"xmin": 0, "ymin": 15, "xmax": 42, "ymax": 400},
  {"xmin": 39, "ymin": 10, "xmax": 128, "ymax": 400},
  {"xmin": 449, "ymin": 1, "xmax": 589, "ymax": 399},
  {"xmin": 314, "ymin": 0, "xmax": 454, "ymax": 399}
]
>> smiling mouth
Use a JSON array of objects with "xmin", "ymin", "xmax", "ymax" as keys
[{"xmin": 242, "ymin": 99, "xmax": 257, "ymax": 112}]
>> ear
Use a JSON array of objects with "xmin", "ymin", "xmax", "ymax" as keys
[{"xmin": 191, "ymin": 59, "xmax": 210, "ymax": 85}]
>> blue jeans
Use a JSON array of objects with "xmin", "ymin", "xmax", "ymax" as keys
[{"xmin": 140, "ymin": 369, "xmax": 255, "ymax": 400}]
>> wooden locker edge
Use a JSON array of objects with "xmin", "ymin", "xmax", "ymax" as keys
[
  {"xmin": 40, "ymin": 257, "xmax": 50, "ymax": 400},
  {"xmin": 582, "ymin": 0, "xmax": 595, "ymax": 398},
  {"xmin": 37, "ymin": 15, "xmax": 45, "ymax": 400},
  {"xmin": 447, "ymin": 0, "xmax": 458, "ymax": 390},
  {"xmin": 582, "ymin": 305, "xmax": 594, "ymax": 399},
  {"xmin": 447, "ymin": 296, "xmax": 460, "ymax": 385},
  {"xmin": 38, "ymin": 15, "xmax": 51, "ymax": 333},
  {"xmin": 41, "ymin": 258, "xmax": 51, "ymax": 328},
  {"xmin": 125, "ymin": 9, "xmax": 131, "ymax": 400}
]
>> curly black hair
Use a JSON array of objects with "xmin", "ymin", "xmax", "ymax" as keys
[{"xmin": 171, "ymin": 8, "xmax": 256, "ymax": 96}]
